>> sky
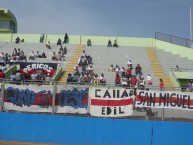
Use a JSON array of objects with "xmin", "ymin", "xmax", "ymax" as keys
[{"xmin": 1, "ymin": 0, "xmax": 193, "ymax": 39}]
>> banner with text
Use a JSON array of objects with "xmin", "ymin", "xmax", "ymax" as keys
[
  {"xmin": 90, "ymin": 87, "xmax": 134, "ymax": 117},
  {"xmin": 4, "ymin": 84, "xmax": 89, "ymax": 114},
  {"xmin": 135, "ymin": 90, "xmax": 193, "ymax": 110},
  {"xmin": 19, "ymin": 62, "xmax": 58, "ymax": 77}
]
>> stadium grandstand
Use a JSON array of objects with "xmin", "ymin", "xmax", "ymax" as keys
[{"xmin": 0, "ymin": 9, "xmax": 193, "ymax": 145}]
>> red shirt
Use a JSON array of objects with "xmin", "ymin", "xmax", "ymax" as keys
[
  {"xmin": 160, "ymin": 82, "xmax": 164, "ymax": 89},
  {"xmin": 0, "ymin": 72, "xmax": 5, "ymax": 79}
]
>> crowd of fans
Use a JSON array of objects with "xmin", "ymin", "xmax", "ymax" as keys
[
  {"xmin": 108, "ymin": 61, "xmax": 151, "ymax": 90},
  {"xmin": 67, "ymin": 50, "xmax": 106, "ymax": 85}
]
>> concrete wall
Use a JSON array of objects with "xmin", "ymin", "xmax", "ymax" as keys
[{"xmin": 0, "ymin": 112, "xmax": 193, "ymax": 145}]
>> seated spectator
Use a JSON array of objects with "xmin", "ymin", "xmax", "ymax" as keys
[
  {"xmin": 46, "ymin": 41, "xmax": 51, "ymax": 49},
  {"xmin": 121, "ymin": 76, "xmax": 128, "ymax": 86},
  {"xmin": 129, "ymin": 75, "xmax": 138, "ymax": 88},
  {"xmin": 0, "ymin": 69, "xmax": 5, "ymax": 80},
  {"xmin": 63, "ymin": 46, "xmax": 67, "ymax": 54},
  {"xmin": 29, "ymin": 51, "xmax": 35, "ymax": 60},
  {"xmin": 113, "ymin": 40, "xmax": 119, "ymax": 47},
  {"xmin": 99, "ymin": 73, "xmax": 106, "ymax": 85},
  {"xmin": 126, "ymin": 67, "xmax": 132, "ymax": 79},
  {"xmin": 108, "ymin": 64, "xmax": 115, "ymax": 71},
  {"xmin": 15, "ymin": 70, "xmax": 22, "ymax": 81},
  {"xmin": 87, "ymin": 39, "xmax": 92, "ymax": 47},
  {"xmin": 93, "ymin": 74, "xmax": 99, "ymax": 85},
  {"xmin": 20, "ymin": 39, "xmax": 24, "ymax": 42},
  {"xmin": 186, "ymin": 80, "xmax": 192, "ymax": 92},
  {"xmin": 67, "ymin": 73, "xmax": 72, "ymax": 83},
  {"xmin": 57, "ymin": 38, "xmax": 62, "ymax": 45},
  {"xmin": 107, "ymin": 39, "xmax": 112, "ymax": 47},
  {"xmin": 15, "ymin": 36, "xmax": 20, "ymax": 44},
  {"xmin": 135, "ymin": 64, "xmax": 142, "ymax": 76},
  {"xmin": 42, "ymin": 52, "xmax": 47, "ymax": 58},
  {"xmin": 127, "ymin": 59, "xmax": 132, "ymax": 67},
  {"xmin": 35, "ymin": 51, "xmax": 41, "ymax": 58},
  {"xmin": 146, "ymin": 73, "xmax": 152, "ymax": 85},
  {"xmin": 175, "ymin": 65, "xmax": 181, "ymax": 72},
  {"xmin": 138, "ymin": 76, "xmax": 146, "ymax": 90},
  {"xmin": 45, "ymin": 73, "xmax": 51, "ymax": 84},
  {"xmin": 115, "ymin": 74, "xmax": 121, "ymax": 85},
  {"xmin": 31, "ymin": 71, "xmax": 37, "ymax": 81},
  {"xmin": 52, "ymin": 52, "xmax": 57, "ymax": 61},
  {"xmin": 10, "ymin": 71, "xmax": 16, "ymax": 84},
  {"xmin": 63, "ymin": 33, "xmax": 69, "ymax": 44}
]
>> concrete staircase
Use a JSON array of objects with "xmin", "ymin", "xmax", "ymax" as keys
[
  {"xmin": 146, "ymin": 48, "xmax": 174, "ymax": 89},
  {"xmin": 58, "ymin": 45, "xmax": 85, "ymax": 84}
]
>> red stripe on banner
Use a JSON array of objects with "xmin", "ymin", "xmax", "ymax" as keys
[
  {"xmin": 136, "ymin": 95, "xmax": 193, "ymax": 106},
  {"xmin": 91, "ymin": 99, "xmax": 133, "ymax": 106}
]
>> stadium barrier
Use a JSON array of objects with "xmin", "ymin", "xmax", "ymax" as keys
[{"xmin": 1, "ymin": 81, "xmax": 193, "ymax": 121}]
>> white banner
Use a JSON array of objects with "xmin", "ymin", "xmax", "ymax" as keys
[
  {"xmin": 135, "ymin": 90, "xmax": 193, "ymax": 110},
  {"xmin": 4, "ymin": 84, "xmax": 89, "ymax": 114},
  {"xmin": 89, "ymin": 86, "xmax": 135, "ymax": 117}
]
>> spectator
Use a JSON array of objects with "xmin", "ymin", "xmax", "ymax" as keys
[
  {"xmin": 135, "ymin": 64, "xmax": 142, "ymax": 76},
  {"xmin": 175, "ymin": 65, "xmax": 181, "ymax": 72},
  {"xmin": 107, "ymin": 39, "xmax": 112, "ymax": 47},
  {"xmin": 31, "ymin": 71, "xmax": 37, "ymax": 81},
  {"xmin": 63, "ymin": 33, "xmax": 69, "ymax": 44},
  {"xmin": 99, "ymin": 73, "xmax": 106, "ymax": 85},
  {"xmin": 57, "ymin": 38, "xmax": 62, "ymax": 45},
  {"xmin": 127, "ymin": 59, "xmax": 132, "ymax": 67},
  {"xmin": 159, "ymin": 79, "xmax": 164, "ymax": 91},
  {"xmin": 129, "ymin": 75, "xmax": 138, "ymax": 88},
  {"xmin": 9, "ymin": 71, "xmax": 16, "ymax": 84},
  {"xmin": 46, "ymin": 41, "xmax": 51, "ymax": 49},
  {"xmin": 15, "ymin": 36, "xmax": 20, "ymax": 44},
  {"xmin": 87, "ymin": 39, "xmax": 92, "ymax": 47},
  {"xmin": 93, "ymin": 74, "xmax": 99, "ymax": 85},
  {"xmin": 186, "ymin": 80, "xmax": 192, "ymax": 92},
  {"xmin": 138, "ymin": 76, "xmax": 146, "ymax": 90},
  {"xmin": 63, "ymin": 46, "xmax": 67, "ymax": 54},
  {"xmin": 45, "ymin": 73, "xmax": 51, "ymax": 85},
  {"xmin": 29, "ymin": 51, "xmax": 35, "ymax": 60},
  {"xmin": 0, "ymin": 69, "xmax": 5, "ymax": 80},
  {"xmin": 113, "ymin": 40, "xmax": 119, "ymax": 47},
  {"xmin": 108, "ymin": 64, "xmax": 115, "ymax": 71},
  {"xmin": 146, "ymin": 73, "xmax": 152, "ymax": 85},
  {"xmin": 42, "ymin": 52, "xmax": 47, "ymax": 58},
  {"xmin": 115, "ymin": 74, "xmax": 121, "ymax": 85},
  {"xmin": 67, "ymin": 73, "xmax": 72, "ymax": 83},
  {"xmin": 52, "ymin": 52, "xmax": 57, "ymax": 61},
  {"xmin": 40, "ymin": 33, "xmax": 45, "ymax": 43}
]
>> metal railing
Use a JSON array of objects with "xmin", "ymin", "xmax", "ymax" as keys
[{"xmin": 155, "ymin": 32, "xmax": 193, "ymax": 48}]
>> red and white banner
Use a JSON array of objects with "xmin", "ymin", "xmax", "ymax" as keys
[
  {"xmin": 89, "ymin": 87, "xmax": 135, "ymax": 117},
  {"xmin": 135, "ymin": 90, "xmax": 193, "ymax": 110},
  {"xmin": 4, "ymin": 84, "xmax": 89, "ymax": 114}
]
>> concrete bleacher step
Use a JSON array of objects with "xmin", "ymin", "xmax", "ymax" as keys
[
  {"xmin": 146, "ymin": 47, "xmax": 175, "ymax": 88},
  {"xmin": 58, "ymin": 45, "xmax": 85, "ymax": 84}
]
